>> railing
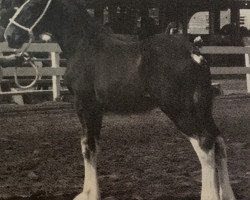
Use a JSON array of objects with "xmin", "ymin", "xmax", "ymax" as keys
[
  {"xmin": 0, "ymin": 43, "xmax": 250, "ymax": 102},
  {"xmin": 0, "ymin": 42, "xmax": 66, "ymax": 101},
  {"xmin": 200, "ymin": 46, "xmax": 250, "ymax": 93}
]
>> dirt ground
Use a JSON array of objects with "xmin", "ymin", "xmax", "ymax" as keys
[{"xmin": 0, "ymin": 97, "xmax": 249, "ymax": 200}]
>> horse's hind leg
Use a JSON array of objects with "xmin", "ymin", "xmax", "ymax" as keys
[
  {"xmin": 164, "ymin": 108, "xmax": 235, "ymax": 200},
  {"xmin": 159, "ymin": 95, "xmax": 221, "ymax": 200},
  {"xmin": 172, "ymin": 113, "xmax": 220, "ymax": 200},
  {"xmin": 159, "ymin": 97, "xmax": 218, "ymax": 200},
  {"xmin": 215, "ymin": 136, "xmax": 236, "ymax": 200},
  {"xmin": 74, "ymin": 94, "xmax": 102, "ymax": 200},
  {"xmin": 189, "ymin": 136, "xmax": 219, "ymax": 200},
  {"xmin": 189, "ymin": 119, "xmax": 235, "ymax": 200}
]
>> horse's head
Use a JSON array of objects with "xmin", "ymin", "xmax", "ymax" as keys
[
  {"xmin": 4, "ymin": 0, "xmax": 54, "ymax": 48},
  {"xmin": 4, "ymin": 0, "xmax": 87, "ymax": 49}
]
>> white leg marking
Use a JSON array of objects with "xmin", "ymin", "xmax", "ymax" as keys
[
  {"xmin": 216, "ymin": 137, "xmax": 236, "ymax": 200},
  {"xmin": 74, "ymin": 139, "xmax": 100, "ymax": 200},
  {"xmin": 190, "ymin": 138, "xmax": 220, "ymax": 200}
]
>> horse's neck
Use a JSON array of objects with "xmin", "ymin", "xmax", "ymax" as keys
[
  {"xmin": 57, "ymin": 31, "xmax": 84, "ymax": 58},
  {"xmin": 55, "ymin": 13, "xmax": 105, "ymax": 59}
]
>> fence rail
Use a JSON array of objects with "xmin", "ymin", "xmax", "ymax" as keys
[
  {"xmin": 201, "ymin": 46, "xmax": 250, "ymax": 93},
  {"xmin": 210, "ymin": 67, "xmax": 250, "ymax": 75},
  {"xmin": 0, "ymin": 42, "xmax": 62, "ymax": 53},
  {"xmin": 1, "ymin": 43, "xmax": 250, "ymax": 101},
  {"xmin": 1, "ymin": 67, "xmax": 66, "ymax": 76},
  {"xmin": 0, "ymin": 42, "xmax": 64, "ymax": 100},
  {"xmin": 200, "ymin": 46, "xmax": 250, "ymax": 54}
]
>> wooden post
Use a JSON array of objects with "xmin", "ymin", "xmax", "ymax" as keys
[
  {"xmin": 164, "ymin": 3, "xmax": 177, "ymax": 32},
  {"xmin": 51, "ymin": 52, "xmax": 61, "ymax": 101},
  {"xmin": 245, "ymin": 52, "xmax": 250, "ymax": 93},
  {"xmin": 140, "ymin": 7, "xmax": 149, "ymax": 30},
  {"xmin": 0, "ymin": 52, "xmax": 3, "ymax": 91},
  {"xmin": 159, "ymin": 8, "xmax": 167, "ymax": 32},
  {"xmin": 231, "ymin": 3, "xmax": 240, "ymax": 44},
  {"xmin": 182, "ymin": 6, "xmax": 189, "ymax": 36},
  {"xmin": 127, "ymin": 8, "xmax": 137, "ymax": 34},
  {"xmin": 243, "ymin": 37, "xmax": 250, "ymax": 93},
  {"xmin": 94, "ymin": 7, "xmax": 104, "ymax": 24},
  {"xmin": 209, "ymin": 1, "xmax": 216, "ymax": 45},
  {"xmin": 214, "ymin": 8, "xmax": 220, "ymax": 33},
  {"xmin": 108, "ymin": 4, "xmax": 117, "ymax": 24}
]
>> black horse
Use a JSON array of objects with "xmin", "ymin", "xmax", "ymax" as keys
[{"xmin": 4, "ymin": 1, "xmax": 236, "ymax": 200}]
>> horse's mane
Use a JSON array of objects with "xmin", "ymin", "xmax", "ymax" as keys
[{"xmin": 58, "ymin": 0, "xmax": 86, "ymax": 12}]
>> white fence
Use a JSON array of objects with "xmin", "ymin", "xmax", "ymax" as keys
[
  {"xmin": 0, "ymin": 43, "xmax": 250, "ymax": 102},
  {"xmin": 200, "ymin": 46, "xmax": 250, "ymax": 93},
  {"xmin": 0, "ymin": 42, "xmax": 66, "ymax": 101}
]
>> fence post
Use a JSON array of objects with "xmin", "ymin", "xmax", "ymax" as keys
[
  {"xmin": 245, "ymin": 52, "xmax": 250, "ymax": 93},
  {"xmin": 0, "ymin": 52, "xmax": 3, "ymax": 91},
  {"xmin": 51, "ymin": 52, "xmax": 61, "ymax": 100},
  {"xmin": 243, "ymin": 37, "xmax": 250, "ymax": 93}
]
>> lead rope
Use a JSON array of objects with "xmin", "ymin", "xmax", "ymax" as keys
[
  {"xmin": 14, "ymin": 53, "xmax": 40, "ymax": 89},
  {"xmin": 13, "ymin": 35, "xmax": 40, "ymax": 89},
  {"xmin": 0, "ymin": 53, "xmax": 39, "ymax": 89},
  {"xmin": 14, "ymin": 32, "xmax": 39, "ymax": 89},
  {"xmin": 0, "ymin": 52, "xmax": 39, "ymax": 89}
]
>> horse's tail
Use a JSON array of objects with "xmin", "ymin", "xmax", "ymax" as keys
[{"xmin": 193, "ymin": 61, "xmax": 221, "ymax": 137}]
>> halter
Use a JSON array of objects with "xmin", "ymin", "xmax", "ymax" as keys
[
  {"xmin": 5, "ymin": 0, "xmax": 53, "ymax": 89},
  {"xmin": 7, "ymin": 0, "xmax": 53, "ymax": 44}
]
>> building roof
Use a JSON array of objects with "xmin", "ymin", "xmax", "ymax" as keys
[{"xmin": 86, "ymin": 0, "xmax": 250, "ymax": 9}]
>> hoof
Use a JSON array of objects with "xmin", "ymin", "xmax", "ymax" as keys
[
  {"xmin": 220, "ymin": 190, "xmax": 236, "ymax": 200},
  {"xmin": 201, "ymin": 194, "xmax": 220, "ymax": 200},
  {"xmin": 73, "ymin": 192, "xmax": 100, "ymax": 200},
  {"xmin": 220, "ymin": 196, "xmax": 236, "ymax": 200}
]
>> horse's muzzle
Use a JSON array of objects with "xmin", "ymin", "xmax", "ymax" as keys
[{"xmin": 4, "ymin": 26, "xmax": 28, "ymax": 49}]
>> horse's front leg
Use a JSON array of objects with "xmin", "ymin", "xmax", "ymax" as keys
[{"xmin": 74, "ymin": 96, "xmax": 102, "ymax": 200}]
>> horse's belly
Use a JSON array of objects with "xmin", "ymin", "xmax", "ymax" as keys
[
  {"xmin": 95, "ymin": 78, "xmax": 154, "ymax": 113},
  {"xmin": 93, "ymin": 50, "xmax": 154, "ymax": 112}
]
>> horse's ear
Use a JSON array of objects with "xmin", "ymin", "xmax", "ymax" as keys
[{"xmin": 75, "ymin": 0, "xmax": 87, "ymax": 9}]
